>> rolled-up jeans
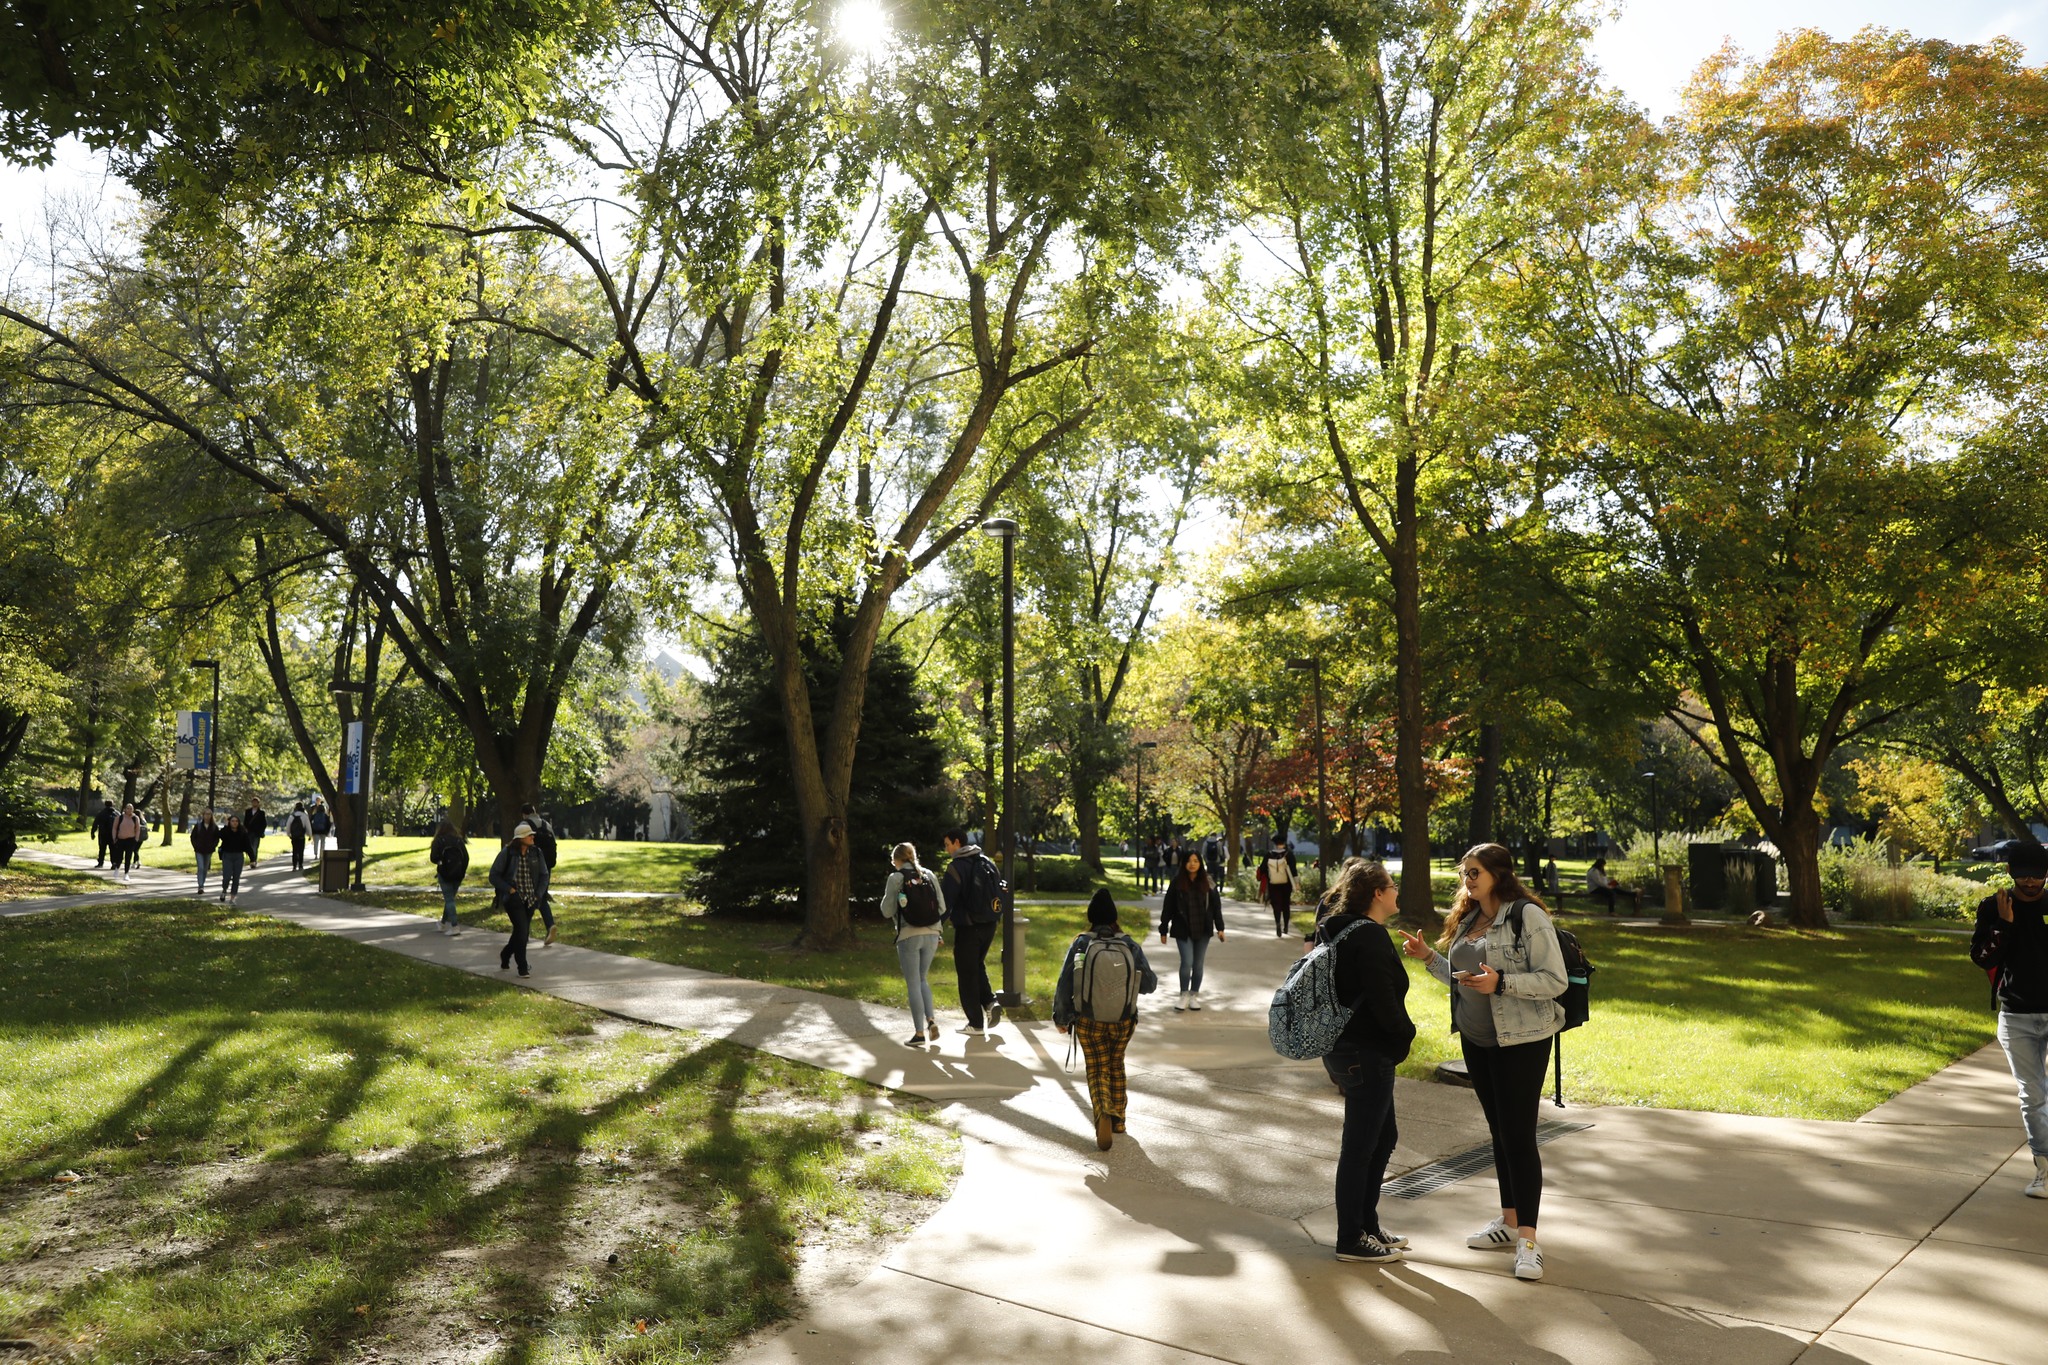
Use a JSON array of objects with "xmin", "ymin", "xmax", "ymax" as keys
[
  {"xmin": 195, "ymin": 852, "xmax": 212, "ymax": 895},
  {"xmin": 895, "ymin": 932, "xmax": 940, "ymax": 1031},
  {"xmin": 438, "ymin": 878, "xmax": 461, "ymax": 928},
  {"xmin": 1174, "ymin": 934, "xmax": 1212, "ymax": 992},
  {"xmin": 1997, "ymin": 1009, "xmax": 2048, "ymax": 1158}
]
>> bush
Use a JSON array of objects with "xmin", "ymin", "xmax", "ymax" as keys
[
  {"xmin": 1015, "ymin": 855, "xmax": 1107, "ymax": 894},
  {"xmin": 1818, "ymin": 837, "xmax": 1984, "ymax": 922},
  {"xmin": 1610, "ymin": 826, "xmax": 1746, "ymax": 903}
]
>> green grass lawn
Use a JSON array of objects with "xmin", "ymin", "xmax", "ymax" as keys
[
  {"xmin": 352, "ymin": 891, "xmax": 1996, "ymax": 1121},
  {"xmin": 0, "ymin": 858, "xmax": 106, "ymax": 901},
  {"xmin": 0, "ymin": 902, "xmax": 957, "ymax": 1364}
]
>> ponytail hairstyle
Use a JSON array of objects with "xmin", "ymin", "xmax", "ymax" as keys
[
  {"xmin": 1439, "ymin": 842, "xmax": 1549, "ymax": 950},
  {"xmin": 1320, "ymin": 857, "xmax": 1393, "ymax": 920}
]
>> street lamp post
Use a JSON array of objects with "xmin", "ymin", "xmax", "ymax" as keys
[
  {"xmin": 1286, "ymin": 657, "xmax": 1331, "ymax": 877},
  {"xmin": 1639, "ymin": 769, "xmax": 1661, "ymax": 869},
  {"xmin": 980, "ymin": 517, "xmax": 1027, "ymax": 1006},
  {"xmin": 189, "ymin": 659, "xmax": 220, "ymax": 817},
  {"xmin": 1133, "ymin": 740, "xmax": 1158, "ymax": 886},
  {"xmin": 331, "ymin": 680, "xmax": 371, "ymax": 892}
]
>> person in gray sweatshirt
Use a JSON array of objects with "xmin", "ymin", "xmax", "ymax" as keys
[{"xmin": 882, "ymin": 842, "xmax": 945, "ymax": 1045}]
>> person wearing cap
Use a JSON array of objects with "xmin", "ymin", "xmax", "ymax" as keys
[
  {"xmin": 1970, "ymin": 838, "xmax": 2048, "ymax": 1198},
  {"xmin": 1052, "ymin": 890, "xmax": 1158, "ymax": 1150},
  {"xmin": 488, "ymin": 822, "xmax": 551, "ymax": 978}
]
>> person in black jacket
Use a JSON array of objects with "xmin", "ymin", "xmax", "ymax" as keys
[
  {"xmin": 941, "ymin": 829, "xmax": 1005, "ymax": 1035},
  {"xmin": 189, "ymin": 810, "xmax": 222, "ymax": 898},
  {"xmin": 1971, "ymin": 839, "xmax": 2048, "ymax": 1198},
  {"xmin": 91, "ymin": 800, "xmax": 115, "ymax": 867},
  {"xmin": 243, "ymin": 800, "xmax": 268, "ymax": 865},
  {"xmin": 1158, "ymin": 849, "xmax": 1226, "ymax": 1011},
  {"xmin": 1312, "ymin": 857, "xmax": 1415, "ymax": 1263},
  {"xmin": 217, "ymin": 814, "xmax": 255, "ymax": 902}
]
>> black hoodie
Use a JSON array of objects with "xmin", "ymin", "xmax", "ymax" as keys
[{"xmin": 1312, "ymin": 911, "xmax": 1416, "ymax": 1063}]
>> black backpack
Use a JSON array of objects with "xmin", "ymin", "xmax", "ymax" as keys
[
  {"xmin": 950, "ymin": 853, "xmax": 1006, "ymax": 923},
  {"xmin": 532, "ymin": 822, "xmax": 559, "ymax": 870},
  {"xmin": 1506, "ymin": 899, "xmax": 1593, "ymax": 1030},
  {"xmin": 897, "ymin": 867, "xmax": 943, "ymax": 927}
]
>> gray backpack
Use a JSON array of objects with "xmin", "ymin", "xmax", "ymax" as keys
[{"xmin": 1077, "ymin": 932, "xmax": 1141, "ymax": 1022}]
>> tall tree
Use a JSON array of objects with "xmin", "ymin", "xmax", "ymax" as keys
[
  {"xmin": 1219, "ymin": 0, "xmax": 1622, "ymax": 925},
  {"xmin": 1526, "ymin": 31, "xmax": 2048, "ymax": 926}
]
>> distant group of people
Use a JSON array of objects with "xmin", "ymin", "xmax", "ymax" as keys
[{"xmin": 1138, "ymin": 832, "xmax": 1226, "ymax": 894}]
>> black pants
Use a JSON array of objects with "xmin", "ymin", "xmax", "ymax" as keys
[
  {"xmin": 113, "ymin": 837, "xmax": 140, "ymax": 872},
  {"xmin": 1324, "ymin": 1048, "xmax": 1399, "ymax": 1247},
  {"xmin": 1463, "ymin": 1033, "xmax": 1555, "ymax": 1230},
  {"xmin": 501, "ymin": 901, "xmax": 533, "ymax": 972},
  {"xmin": 1592, "ymin": 886, "xmax": 1637, "ymax": 914},
  {"xmin": 289, "ymin": 835, "xmax": 306, "ymax": 870},
  {"xmin": 952, "ymin": 919, "xmax": 998, "ymax": 1028},
  {"xmin": 537, "ymin": 898, "xmax": 554, "ymax": 931},
  {"xmin": 1268, "ymin": 884, "xmax": 1293, "ymax": 934},
  {"xmin": 95, "ymin": 835, "xmax": 110, "ymax": 866}
]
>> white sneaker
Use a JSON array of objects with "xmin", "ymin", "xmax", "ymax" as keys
[
  {"xmin": 1514, "ymin": 1238, "xmax": 1543, "ymax": 1281},
  {"xmin": 1188, "ymin": 993, "xmax": 1203, "ymax": 1011},
  {"xmin": 1467, "ymin": 1216, "xmax": 1516, "ymax": 1250},
  {"xmin": 961, "ymin": 1025, "xmax": 985, "ymax": 1037},
  {"xmin": 2028, "ymin": 1154, "xmax": 2048, "ymax": 1199},
  {"xmin": 450, "ymin": 926, "xmax": 462, "ymax": 937},
  {"xmin": 1174, "ymin": 991, "xmax": 1188, "ymax": 1011}
]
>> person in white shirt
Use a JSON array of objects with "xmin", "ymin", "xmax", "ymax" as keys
[{"xmin": 1586, "ymin": 858, "xmax": 1638, "ymax": 914}]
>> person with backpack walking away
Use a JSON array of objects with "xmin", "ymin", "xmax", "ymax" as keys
[
  {"xmin": 110, "ymin": 802, "xmax": 144, "ymax": 881},
  {"xmin": 518, "ymin": 804, "xmax": 561, "ymax": 945},
  {"xmin": 285, "ymin": 802, "xmax": 311, "ymax": 871},
  {"xmin": 941, "ymin": 828, "xmax": 1005, "ymax": 1035},
  {"xmin": 1969, "ymin": 839, "xmax": 2048, "ymax": 1198},
  {"xmin": 1309, "ymin": 859, "xmax": 1415, "ymax": 1263},
  {"xmin": 1399, "ymin": 842, "xmax": 1568, "ymax": 1282},
  {"xmin": 308, "ymin": 800, "xmax": 332, "ymax": 859},
  {"xmin": 1159, "ymin": 848, "xmax": 1226, "ymax": 1011},
  {"xmin": 217, "ymin": 814, "xmax": 253, "ymax": 902},
  {"xmin": 1054, "ymin": 889, "xmax": 1159, "ymax": 1150},
  {"xmin": 489, "ymin": 822, "xmax": 549, "ymax": 977},
  {"xmin": 243, "ymin": 799, "xmax": 268, "ymax": 865},
  {"xmin": 91, "ymin": 799, "xmax": 116, "ymax": 867},
  {"xmin": 883, "ymin": 843, "xmax": 945, "ymax": 1045},
  {"xmin": 1259, "ymin": 835, "xmax": 1298, "ymax": 936},
  {"xmin": 430, "ymin": 818, "xmax": 470, "ymax": 936},
  {"xmin": 190, "ymin": 809, "xmax": 222, "ymax": 897}
]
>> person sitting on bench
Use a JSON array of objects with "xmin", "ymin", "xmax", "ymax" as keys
[{"xmin": 1586, "ymin": 858, "xmax": 1639, "ymax": 914}]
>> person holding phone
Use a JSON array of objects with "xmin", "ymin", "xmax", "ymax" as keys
[{"xmin": 1399, "ymin": 842, "xmax": 1568, "ymax": 1282}]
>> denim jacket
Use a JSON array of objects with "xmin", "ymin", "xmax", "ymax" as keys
[{"xmin": 1424, "ymin": 899, "xmax": 1568, "ymax": 1046}]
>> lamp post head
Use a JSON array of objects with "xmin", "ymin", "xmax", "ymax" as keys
[
  {"xmin": 1285, "ymin": 657, "xmax": 1318, "ymax": 674},
  {"xmin": 1638, "ymin": 769, "xmax": 1656, "ymax": 779},
  {"xmin": 190, "ymin": 658, "xmax": 218, "ymax": 670},
  {"xmin": 1138, "ymin": 740, "xmax": 1157, "ymax": 750},
  {"xmin": 980, "ymin": 517, "xmax": 1018, "ymax": 539}
]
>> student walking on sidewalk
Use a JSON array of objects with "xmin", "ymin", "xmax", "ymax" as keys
[
  {"xmin": 883, "ymin": 843, "xmax": 945, "ymax": 1045},
  {"xmin": 1313, "ymin": 859, "xmax": 1416, "ymax": 1264},
  {"xmin": 941, "ymin": 828, "xmax": 1005, "ymax": 1036},
  {"xmin": 1159, "ymin": 848, "xmax": 1225, "ymax": 1011},
  {"xmin": 309, "ymin": 800, "xmax": 332, "ymax": 859},
  {"xmin": 189, "ymin": 810, "xmax": 222, "ymax": 898},
  {"xmin": 285, "ymin": 802, "xmax": 311, "ymax": 871},
  {"xmin": 1400, "ymin": 841, "xmax": 1568, "ymax": 1282},
  {"xmin": 429, "ymin": 819, "xmax": 470, "ymax": 936},
  {"xmin": 517, "ymin": 804, "xmax": 561, "ymax": 945},
  {"xmin": 91, "ymin": 800, "xmax": 115, "ymax": 867},
  {"xmin": 243, "ymin": 799, "xmax": 268, "ymax": 865},
  {"xmin": 1054, "ymin": 889, "xmax": 1158, "ymax": 1150},
  {"xmin": 1259, "ymin": 835, "xmax": 1298, "ymax": 936},
  {"xmin": 1970, "ymin": 839, "xmax": 2048, "ymax": 1198},
  {"xmin": 488, "ymin": 822, "xmax": 549, "ymax": 977},
  {"xmin": 111, "ymin": 802, "xmax": 144, "ymax": 880},
  {"xmin": 217, "ymin": 814, "xmax": 253, "ymax": 901}
]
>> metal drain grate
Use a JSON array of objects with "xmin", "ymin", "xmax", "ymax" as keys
[{"xmin": 1382, "ymin": 1119, "xmax": 1594, "ymax": 1200}]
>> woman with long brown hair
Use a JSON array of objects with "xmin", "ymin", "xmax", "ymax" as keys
[
  {"xmin": 1399, "ymin": 842, "xmax": 1568, "ymax": 1282},
  {"xmin": 1312, "ymin": 859, "xmax": 1415, "ymax": 1263},
  {"xmin": 1159, "ymin": 848, "xmax": 1226, "ymax": 1010}
]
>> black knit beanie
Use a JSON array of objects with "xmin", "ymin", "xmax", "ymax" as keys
[{"xmin": 1086, "ymin": 889, "xmax": 1119, "ymax": 927}]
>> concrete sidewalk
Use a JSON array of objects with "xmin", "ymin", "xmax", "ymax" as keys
[{"xmin": 9, "ymin": 848, "xmax": 2041, "ymax": 1364}]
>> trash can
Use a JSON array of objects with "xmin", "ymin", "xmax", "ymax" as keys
[
  {"xmin": 319, "ymin": 848, "xmax": 353, "ymax": 893},
  {"xmin": 1001, "ymin": 912, "xmax": 1031, "ymax": 1005}
]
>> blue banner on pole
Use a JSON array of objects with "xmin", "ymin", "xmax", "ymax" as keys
[
  {"xmin": 342, "ymin": 721, "xmax": 364, "ymax": 795},
  {"xmin": 176, "ymin": 711, "xmax": 213, "ymax": 771}
]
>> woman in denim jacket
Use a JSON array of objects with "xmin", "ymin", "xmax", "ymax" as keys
[{"xmin": 1400, "ymin": 841, "xmax": 1567, "ymax": 1282}]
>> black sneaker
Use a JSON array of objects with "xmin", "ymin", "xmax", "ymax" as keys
[
  {"xmin": 1374, "ymin": 1228, "xmax": 1411, "ymax": 1249},
  {"xmin": 1334, "ymin": 1235, "xmax": 1404, "ymax": 1264}
]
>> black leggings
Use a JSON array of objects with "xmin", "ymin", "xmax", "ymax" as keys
[
  {"xmin": 1463, "ymin": 1033, "xmax": 1554, "ymax": 1230},
  {"xmin": 1268, "ymin": 885, "xmax": 1293, "ymax": 933}
]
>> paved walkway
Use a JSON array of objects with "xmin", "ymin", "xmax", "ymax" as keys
[{"xmin": 8, "ymin": 849, "xmax": 2041, "ymax": 1364}]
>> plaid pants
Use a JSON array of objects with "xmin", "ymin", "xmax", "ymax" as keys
[{"xmin": 1074, "ymin": 1017, "xmax": 1137, "ymax": 1125}]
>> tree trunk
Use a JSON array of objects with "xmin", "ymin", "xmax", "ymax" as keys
[
  {"xmin": 1467, "ymin": 722, "xmax": 1502, "ymax": 847},
  {"xmin": 1074, "ymin": 781, "xmax": 1104, "ymax": 871},
  {"xmin": 1392, "ymin": 467, "xmax": 1440, "ymax": 931},
  {"xmin": 171, "ymin": 772, "xmax": 193, "ymax": 839},
  {"xmin": 1780, "ymin": 804, "xmax": 1827, "ymax": 929},
  {"xmin": 76, "ymin": 696, "xmax": 98, "ymax": 815}
]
